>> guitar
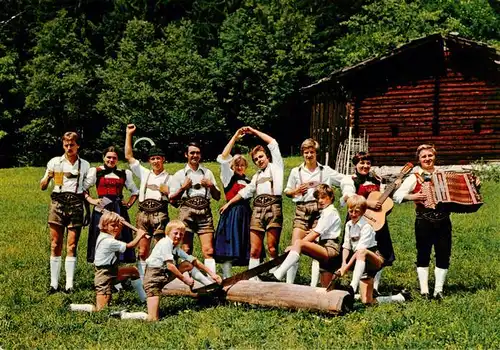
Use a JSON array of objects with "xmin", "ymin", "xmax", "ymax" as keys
[{"xmin": 363, "ymin": 162, "xmax": 414, "ymax": 231}]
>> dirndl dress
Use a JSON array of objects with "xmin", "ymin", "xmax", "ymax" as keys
[{"xmin": 214, "ymin": 173, "xmax": 251, "ymax": 266}]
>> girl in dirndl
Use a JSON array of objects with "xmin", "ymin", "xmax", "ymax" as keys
[
  {"xmin": 86, "ymin": 146, "xmax": 139, "ymax": 263},
  {"xmin": 215, "ymin": 129, "xmax": 252, "ymax": 278}
]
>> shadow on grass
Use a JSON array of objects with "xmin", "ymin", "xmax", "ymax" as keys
[{"xmin": 159, "ymin": 293, "xmax": 228, "ymax": 319}]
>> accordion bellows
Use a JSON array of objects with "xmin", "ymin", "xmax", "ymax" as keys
[{"xmin": 421, "ymin": 172, "xmax": 483, "ymax": 213}]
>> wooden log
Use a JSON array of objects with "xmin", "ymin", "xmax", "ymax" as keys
[{"xmin": 162, "ymin": 279, "xmax": 352, "ymax": 314}]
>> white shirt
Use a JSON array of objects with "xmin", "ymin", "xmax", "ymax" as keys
[
  {"xmin": 41, "ymin": 155, "xmax": 92, "ymax": 193},
  {"xmin": 343, "ymin": 217, "xmax": 377, "ymax": 252},
  {"xmin": 169, "ymin": 164, "xmax": 220, "ymax": 200},
  {"xmin": 129, "ymin": 159, "xmax": 170, "ymax": 202},
  {"xmin": 94, "ymin": 232, "xmax": 127, "ymax": 266},
  {"xmin": 286, "ymin": 163, "xmax": 344, "ymax": 202},
  {"xmin": 239, "ymin": 140, "xmax": 284, "ymax": 199},
  {"xmin": 312, "ymin": 204, "xmax": 342, "ymax": 240},
  {"xmin": 86, "ymin": 166, "xmax": 139, "ymax": 196},
  {"xmin": 393, "ymin": 167, "xmax": 429, "ymax": 204},
  {"xmin": 146, "ymin": 236, "xmax": 196, "ymax": 268}
]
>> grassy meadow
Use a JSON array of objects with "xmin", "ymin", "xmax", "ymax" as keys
[{"xmin": 0, "ymin": 157, "xmax": 499, "ymax": 349}]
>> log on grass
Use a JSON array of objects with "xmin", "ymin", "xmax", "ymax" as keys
[{"xmin": 163, "ymin": 279, "xmax": 352, "ymax": 314}]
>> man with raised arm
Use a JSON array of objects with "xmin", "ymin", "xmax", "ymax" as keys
[{"xmin": 125, "ymin": 124, "xmax": 170, "ymax": 280}]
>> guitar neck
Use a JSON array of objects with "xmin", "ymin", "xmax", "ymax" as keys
[{"xmin": 378, "ymin": 183, "xmax": 395, "ymax": 204}]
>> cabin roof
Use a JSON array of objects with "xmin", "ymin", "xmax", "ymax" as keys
[{"xmin": 301, "ymin": 33, "xmax": 500, "ymax": 92}]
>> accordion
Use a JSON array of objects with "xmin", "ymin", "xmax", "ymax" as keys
[{"xmin": 421, "ymin": 172, "xmax": 483, "ymax": 213}]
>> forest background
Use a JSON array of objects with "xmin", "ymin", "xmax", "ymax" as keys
[{"xmin": 1, "ymin": 0, "xmax": 499, "ymax": 166}]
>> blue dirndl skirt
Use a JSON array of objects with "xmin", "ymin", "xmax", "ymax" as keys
[
  {"xmin": 214, "ymin": 201, "xmax": 251, "ymax": 266},
  {"xmin": 86, "ymin": 196, "xmax": 136, "ymax": 263}
]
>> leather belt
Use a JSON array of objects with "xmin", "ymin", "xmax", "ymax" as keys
[
  {"xmin": 139, "ymin": 199, "xmax": 168, "ymax": 213},
  {"xmin": 181, "ymin": 196, "xmax": 210, "ymax": 210},
  {"xmin": 253, "ymin": 194, "xmax": 282, "ymax": 207},
  {"xmin": 51, "ymin": 192, "xmax": 84, "ymax": 205}
]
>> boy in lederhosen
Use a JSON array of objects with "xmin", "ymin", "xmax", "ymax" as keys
[
  {"xmin": 265, "ymin": 184, "xmax": 341, "ymax": 286},
  {"xmin": 221, "ymin": 127, "xmax": 283, "ymax": 279},
  {"xmin": 69, "ymin": 211, "xmax": 147, "ymax": 313},
  {"xmin": 125, "ymin": 124, "xmax": 170, "ymax": 280},
  {"xmin": 284, "ymin": 138, "xmax": 344, "ymax": 284},
  {"xmin": 40, "ymin": 131, "xmax": 92, "ymax": 293},
  {"xmin": 169, "ymin": 142, "xmax": 221, "ymax": 274}
]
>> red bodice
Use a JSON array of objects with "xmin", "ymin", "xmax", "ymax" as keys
[{"xmin": 357, "ymin": 183, "xmax": 380, "ymax": 199}]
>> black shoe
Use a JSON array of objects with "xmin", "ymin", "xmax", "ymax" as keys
[
  {"xmin": 373, "ymin": 289, "xmax": 380, "ymax": 298},
  {"xmin": 109, "ymin": 310, "xmax": 126, "ymax": 318},
  {"xmin": 420, "ymin": 292, "xmax": 431, "ymax": 300},
  {"xmin": 63, "ymin": 288, "xmax": 74, "ymax": 294},
  {"xmin": 259, "ymin": 272, "xmax": 281, "ymax": 282},
  {"xmin": 47, "ymin": 286, "xmax": 58, "ymax": 295},
  {"xmin": 346, "ymin": 286, "xmax": 355, "ymax": 297},
  {"xmin": 433, "ymin": 292, "xmax": 444, "ymax": 301},
  {"xmin": 400, "ymin": 289, "xmax": 412, "ymax": 302}
]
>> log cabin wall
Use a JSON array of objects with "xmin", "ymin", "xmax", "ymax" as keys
[
  {"xmin": 305, "ymin": 34, "xmax": 500, "ymax": 166},
  {"xmin": 309, "ymin": 89, "xmax": 349, "ymax": 165}
]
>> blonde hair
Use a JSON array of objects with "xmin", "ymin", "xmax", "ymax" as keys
[
  {"xmin": 98, "ymin": 211, "xmax": 122, "ymax": 230},
  {"xmin": 165, "ymin": 220, "xmax": 186, "ymax": 236},
  {"xmin": 231, "ymin": 154, "xmax": 248, "ymax": 170},
  {"xmin": 300, "ymin": 138, "xmax": 319, "ymax": 153},
  {"xmin": 416, "ymin": 144, "xmax": 437, "ymax": 158},
  {"xmin": 346, "ymin": 195, "xmax": 367, "ymax": 213}
]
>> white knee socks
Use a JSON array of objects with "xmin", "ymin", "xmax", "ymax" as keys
[
  {"xmin": 137, "ymin": 260, "xmax": 147, "ymax": 281},
  {"xmin": 65, "ymin": 256, "xmax": 77, "ymax": 290},
  {"xmin": 417, "ymin": 267, "xmax": 429, "ymax": 294},
  {"xmin": 350, "ymin": 260, "xmax": 366, "ymax": 293},
  {"xmin": 50, "ymin": 256, "xmax": 62, "ymax": 289},
  {"xmin": 249, "ymin": 258, "xmax": 261, "ymax": 281},
  {"xmin": 69, "ymin": 303, "xmax": 95, "ymax": 312},
  {"xmin": 273, "ymin": 251, "xmax": 300, "ymax": 281},
  {"xmin": 120, "ymin": 311, "xmax": 148, "ymax": 320},
  {"xmin": 285, "ymin": 262, "xmax": 299, "ymax": 284},
  {"xmin": 221, "ymin": 261, "xmax": 232, "ymax": 279},
  {"xmin": 204, "ymin": 258, "xmax": 216, "ymax": 274},
  {"xmin": 191, "ymin": 267, "xmax": 213, "ymax": 286},
  {"xmin": 376, "ymin": 293, "xmax": 406, "ymax": 304},
  {"xmin": 434, "ymin": 267, "xmax": 448, "ymax": 296},
  {"xmin": 310, "ymin": 260, "xmax": 320, "ymax": 287},
  {"xmin": 374, "ymin": 269, "xmax": 383, "ymax": 292},
  {"xmin": 131, "ymin": 278, "xmax": 147, "ymax": 302}
]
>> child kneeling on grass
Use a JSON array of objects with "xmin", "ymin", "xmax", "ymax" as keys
[
  {"xmin": 70, "ymin": 211, "xmax": 147, "ymax": 313},
  {"xmin": 261, "ymin": 184, "xmax": 341, "ymax": 286},
  {"xmin": 338, "ymin": 195, "xmax": 410, "ymax": 305},
  {"xmin": 118, "ymin": 220, "xmax": 223, "ymax": 321}
]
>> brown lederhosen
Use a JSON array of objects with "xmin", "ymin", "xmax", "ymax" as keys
[
  {"xmin": 250, "ymin": 168, "xmax": 283, "ymax": 232},
  {"xmin": 250, "ymin": 194, "xmax": 283, "ymax": 232},
  {"xmin": 136, "ymin": 172, "xmax": 169, "ymax": 237},
  {"xmin": 178, "ymin": 170, "xmax": 214, "ymax": 234},
  {"xmin": 318, "ymin": 238, "xmax": 341, "ymax": 272},
  {"xmin": 293, "ymin": 166, "xmax": 324, "ymax": 230},
  {"xmin": 94, "ymin": 263, "xmax": 118, "ymax": 295},
  {"xmin": 48, "ymin": 158, "xmax": 85, "ymax": 228},
  {"xmin": 143, "ymin": 266, "xmax": 173, "ymax": 297},
  {"xmin": 179, "ymin": 196, "xmax": 214, "ymax": 234},
  {"xmin": 293, "ymin": 201, "xmax": 320, "ymax": 231}
]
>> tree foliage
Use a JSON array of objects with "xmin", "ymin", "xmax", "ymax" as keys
[{"xmin": 0, "ymin": 0, "xmax": 498, "ymax": 165}]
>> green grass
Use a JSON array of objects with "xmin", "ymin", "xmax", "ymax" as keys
[{"xmin": 0, "ymin": 158, "xmax": 499, "ymax": 349}]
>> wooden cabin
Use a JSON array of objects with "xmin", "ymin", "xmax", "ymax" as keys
[{"xmin": 302, "ymin": 34, "xmax": 500, "ymax": 166}]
